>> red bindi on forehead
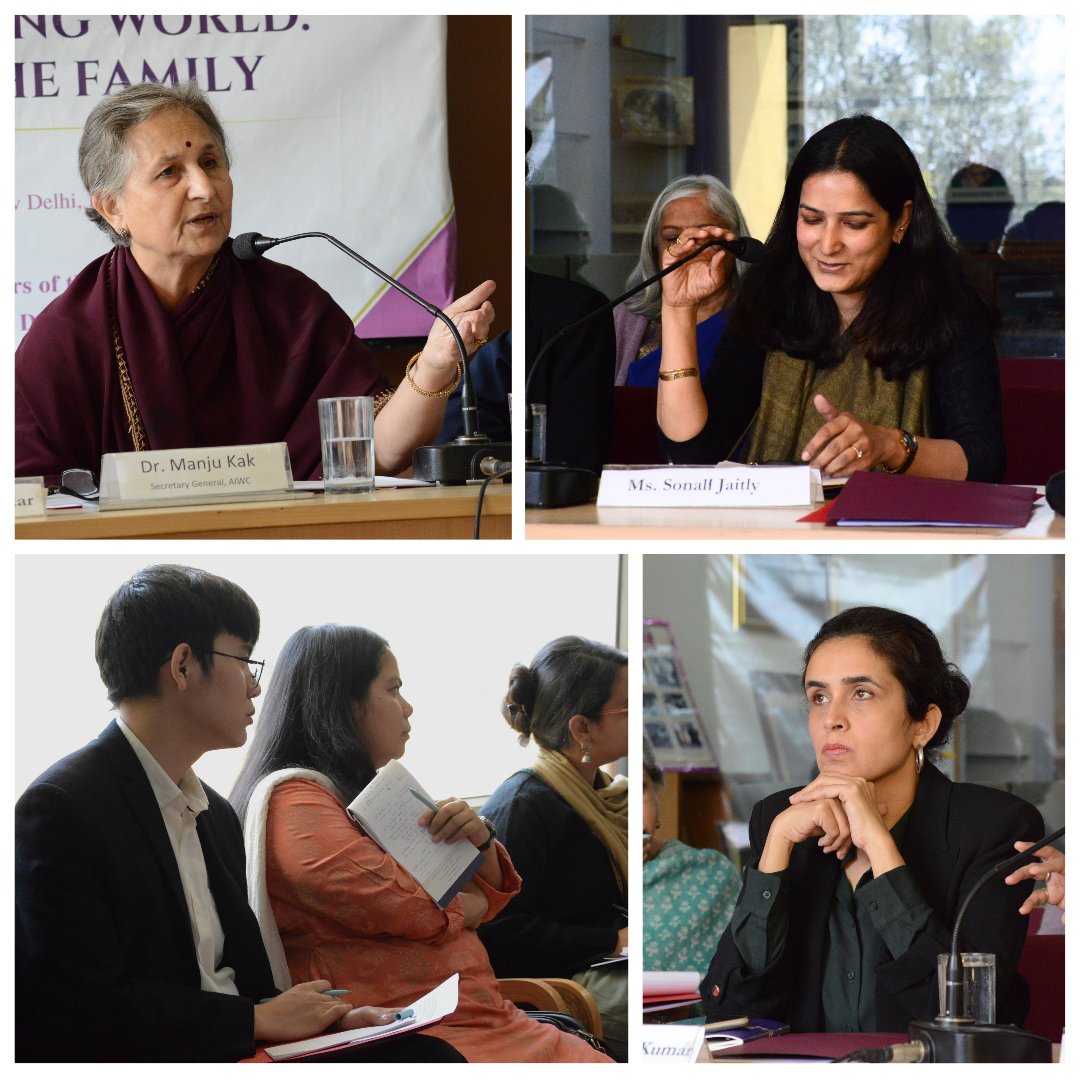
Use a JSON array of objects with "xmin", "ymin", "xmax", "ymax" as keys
[{"xmin": 186, "ymin": 141, "xmax": 191, "ymax": 147}]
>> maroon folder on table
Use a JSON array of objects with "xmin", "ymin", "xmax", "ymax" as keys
[{"xmin": 825, "ymin": 471, "xmax": 1037, "ymax": 528}]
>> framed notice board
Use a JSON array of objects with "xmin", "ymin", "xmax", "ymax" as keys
[{"xmin": 643, "ymin": 618, "xmax": 718, "ymax": 771}]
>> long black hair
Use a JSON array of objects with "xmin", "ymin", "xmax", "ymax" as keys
[
  {"xmin": 803, "ymin": 606, "xmax": 970, "ymax": 759},
  {"xmin": 230, "ymin": 624, "xmax": 388, "ymax": 822},
  {"xmin": 732, "ymin": 114, "xmax": 974, "ymax": 379}
]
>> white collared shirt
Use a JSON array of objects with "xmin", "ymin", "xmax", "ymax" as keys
[{"xmin": 117, "ymin": 719, "xmax": 238, "ymax": 996}]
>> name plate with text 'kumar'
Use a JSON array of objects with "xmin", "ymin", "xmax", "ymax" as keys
[
  {"xmin": 99, "ymin": 443, "xmax": 294, "ymax": 509},
  {"xmin": 597, "ymin": 464, "xmax": 815, "ymax": 508}
]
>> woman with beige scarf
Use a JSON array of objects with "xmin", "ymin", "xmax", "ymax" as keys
[
  {"xmin": 479, "ymin": 636, "xmax": 629, "ymax": 1061},
  {"xmin": 656, "ymin": 115, "xmax": 1005, "ymax": 483}
]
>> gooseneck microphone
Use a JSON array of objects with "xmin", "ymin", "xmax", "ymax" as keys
[
  {"xmin": 524, "ymin": 233, "xmax": 764, "ymax": 508},
  {"xmin": 838, "ymin": 825, "xmax": 1063, "ymax": 1063},
  {"xmin": 525, "ymin": 234, "xmax": 764, "ymax": 405},
  {"xmin": 234, "ymin": 231, "xmax": 510, "ymax": 483}
]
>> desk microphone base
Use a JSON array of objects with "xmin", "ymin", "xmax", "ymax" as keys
[
  {"xmin": 413, "ymin": 440, "xmax": 513, "ymax": 485},
  {"xmin": 908, "ymin": 1018, "xmax": 1052, "ymax": 1062},
  {"xmin": 525, "ymin": 463, "xmax": 599, "ymax": 508}
]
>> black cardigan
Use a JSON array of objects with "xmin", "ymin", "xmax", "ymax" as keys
[
  {"xmin": 702, "ymin": 763, "xmax": 1042, "ymax": 1031},
  {"xmin": 660, "ymin": 293, "xmax": 1005, "ymax": 482},
  {"xmin": 478, "ymin": 769, "xmax": 626, "ymax": 978}
]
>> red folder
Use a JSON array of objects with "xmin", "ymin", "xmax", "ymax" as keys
[{"xmin": 825, "ymin": 472, "xmax": 1037, "ymax": 528}]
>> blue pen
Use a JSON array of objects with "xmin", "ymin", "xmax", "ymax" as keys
[
  {"xmin": 395, "ymin": 1007, "xmax": 415, "ymax": 1021},
  {"xmin": 409, "ymin": 787, "xmax": 440, "ymax": 814}
]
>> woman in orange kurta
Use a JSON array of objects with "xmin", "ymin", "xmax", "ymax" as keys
[{"xmin": 231, "ymin": 624, "xmax": 611, "ymax": 1064}]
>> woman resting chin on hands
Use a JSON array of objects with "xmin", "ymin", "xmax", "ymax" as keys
[{"xmin": 702, "ymin": 606, "xmax": 1043, "ymax": 1033}]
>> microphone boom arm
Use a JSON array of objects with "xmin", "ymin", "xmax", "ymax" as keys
[{"xmin": 262, "ymin": 231, "xmax": 478, "ymax": 438}]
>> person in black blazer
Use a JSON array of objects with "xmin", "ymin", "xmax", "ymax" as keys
[
  {"xmin": 703, "ymin": 606, "xmax": 1043, "ymax": 1033},
  {"xmin": 15, "ymin": 564, "xmax": 464, "ymax": 1063}
]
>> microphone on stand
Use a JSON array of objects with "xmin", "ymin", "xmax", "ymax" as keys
[
  {"xmin": 524, "ymin": 234, "xmax": 765, "ymax": 509},
  {"xmin": 838, "ymin": 825, "xmax": 1063, "ymax": 1063},
  {"xmin": 233, "ymin": 231, "xmax": 511, "ymax": 484}
]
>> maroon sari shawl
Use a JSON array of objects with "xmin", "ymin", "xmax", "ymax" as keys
[{"xmin": 15, "ymin": 239, "xmax": 388, "ymax": 484}]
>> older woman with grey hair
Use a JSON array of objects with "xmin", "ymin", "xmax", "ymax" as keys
[
  {"xmin": 15, "ymin": 79, "xmax": 495, "ymax": 485},
  {"xmin": 614, "ymin": 174, "xmax": 748, "ymax": 385}
]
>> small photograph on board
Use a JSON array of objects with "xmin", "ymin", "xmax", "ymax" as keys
[
  {"xmin": 649, "ymin": 654, "xmax": 682, "ymax": 689},
  {"xmin": 646, "ymin": 721, "xmax": 675, "ymax": 750},
  {"xmin": 673, "ymin": 718, "xmax": 705, "ymax": 748}
]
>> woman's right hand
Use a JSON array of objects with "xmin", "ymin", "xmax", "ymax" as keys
[
  {"xmin": 764, "ymin": 798, "xmax": 854, "ymax": 866},
  {"xmin": 660, "ymin": 226, "xmax": 736, "ymax": 310}
]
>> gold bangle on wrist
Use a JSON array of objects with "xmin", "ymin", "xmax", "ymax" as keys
[
  {"xmin": 658, "ymin": 367, "xmax": 700, "ymax": 382},
  {"xmin": 405, "ymin": 352, "xmax": 462, "ymax": 398}
]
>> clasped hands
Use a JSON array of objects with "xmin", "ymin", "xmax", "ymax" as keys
[
  {"xmin": 800, "ymin": 394, "xmax": 905, "ymax": 477},
  {"xmin": 770, "ymin": 772, "xmax": 892, "ymax": 864}
]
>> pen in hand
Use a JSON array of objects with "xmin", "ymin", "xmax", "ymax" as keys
[{"xmin": 409, "ymin": 787, "xmax": 440, "ymax": 815}]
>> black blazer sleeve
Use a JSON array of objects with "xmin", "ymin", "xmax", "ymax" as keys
[
  {"xmin": 657, "ymin": 331, "xmax": 766, "ymax": 465},
  {"xmin": 927, "ymin": 292, "xmax": 1006, "ymax": 483}
]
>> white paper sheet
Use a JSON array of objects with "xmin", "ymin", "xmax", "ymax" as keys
[{"xmin": 265, "ymin": 973, "xmax": 459, "ymax": 1061}]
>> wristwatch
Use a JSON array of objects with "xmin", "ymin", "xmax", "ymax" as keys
[
  {"xmin": 476, "ymin": 816, "xmax": 497, "ymax": 851},
  {"xmin": 881, "ymin": 429, "xmax": 918, "ymax": 474}
]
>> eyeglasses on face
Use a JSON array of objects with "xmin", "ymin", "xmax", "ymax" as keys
[{"xmin": 207, "ymin": 650, "xmax": 265, "ymax": 686}]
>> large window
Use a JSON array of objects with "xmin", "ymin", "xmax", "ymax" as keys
[{"xmin": 526, "ymin": 13, "xmax": 1064, "ymax": 355}]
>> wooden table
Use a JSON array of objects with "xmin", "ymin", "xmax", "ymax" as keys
[
  {"xmin": 526, "ymin": 501, "xmax": 1063, "ymax": 541},
  {"xmin": 16, "ymin": 484, "xmax": 512, "ymax": 540}
]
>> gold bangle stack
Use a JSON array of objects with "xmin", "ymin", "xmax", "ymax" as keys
[
  {"xmin": 658, "ymin": 367, "xmax": 700, "ymax": 382},
  {"xmin": 405, "ymin": 352, "xmax": 462, "ymax": 398}
]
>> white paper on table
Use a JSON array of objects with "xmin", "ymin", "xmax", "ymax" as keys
[
  {"xmin": 643, "ymin": 971, "xmax": 701, "ymax": 997},
  {"xmin": 1006, "ymin": 498, "xmax": 1055, "ymax": 538},
  {"xmin": 291, "ymin": 476, "xmax": 433, "ymax": 490},
  {"xmin": 346, "ymin": 759, "xmax": 483, "ymax": 908},
  {"xmin": 265, "ymin": 973, "xmax": 459, "ymax": 1061}
]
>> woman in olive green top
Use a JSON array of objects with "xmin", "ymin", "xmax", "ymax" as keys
[{"xmin": 702, "ymin": 606, "xmax": 1042, "ymax": 1032}]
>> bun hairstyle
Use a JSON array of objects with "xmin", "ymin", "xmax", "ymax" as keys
[
  {"xmin": 803, "ymin": 606, "xmax": 971, "ymax": 758},
  {"xmin": 502, "ymin": 635, "xmax": 627, "ymax": 750}
]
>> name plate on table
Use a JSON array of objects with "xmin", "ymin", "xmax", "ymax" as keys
[
  {"xmin": 597, "ymin": 464, "xmax": 814, "ymax": 507},
  {"xmin": 15, "ymin": 476, "xmax": 46, "ymax": 518},
  {"xmin": 99, "ymin": 443, "xmax": 293, "ymax": 509},
  {"xmin": 642, "ymin": 1025, "xmax": 709, "ymax": 1064}
]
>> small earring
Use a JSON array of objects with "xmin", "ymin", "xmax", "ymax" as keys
[
  {"xmin": 581, "ymin": 739, "xmax": 592, "ymax": 764},
  {"xmin": 915, "ymin": 745, "xmax": 925, "ymax": 773}
]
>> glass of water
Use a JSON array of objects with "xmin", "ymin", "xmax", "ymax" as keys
[
  {"xmin": 937, "ymin": 952, "xmax": 996, "ymax": 1023},
  {"xmin": 318, "ymin": 396, "xmax": 375, "ymax": 493}
]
